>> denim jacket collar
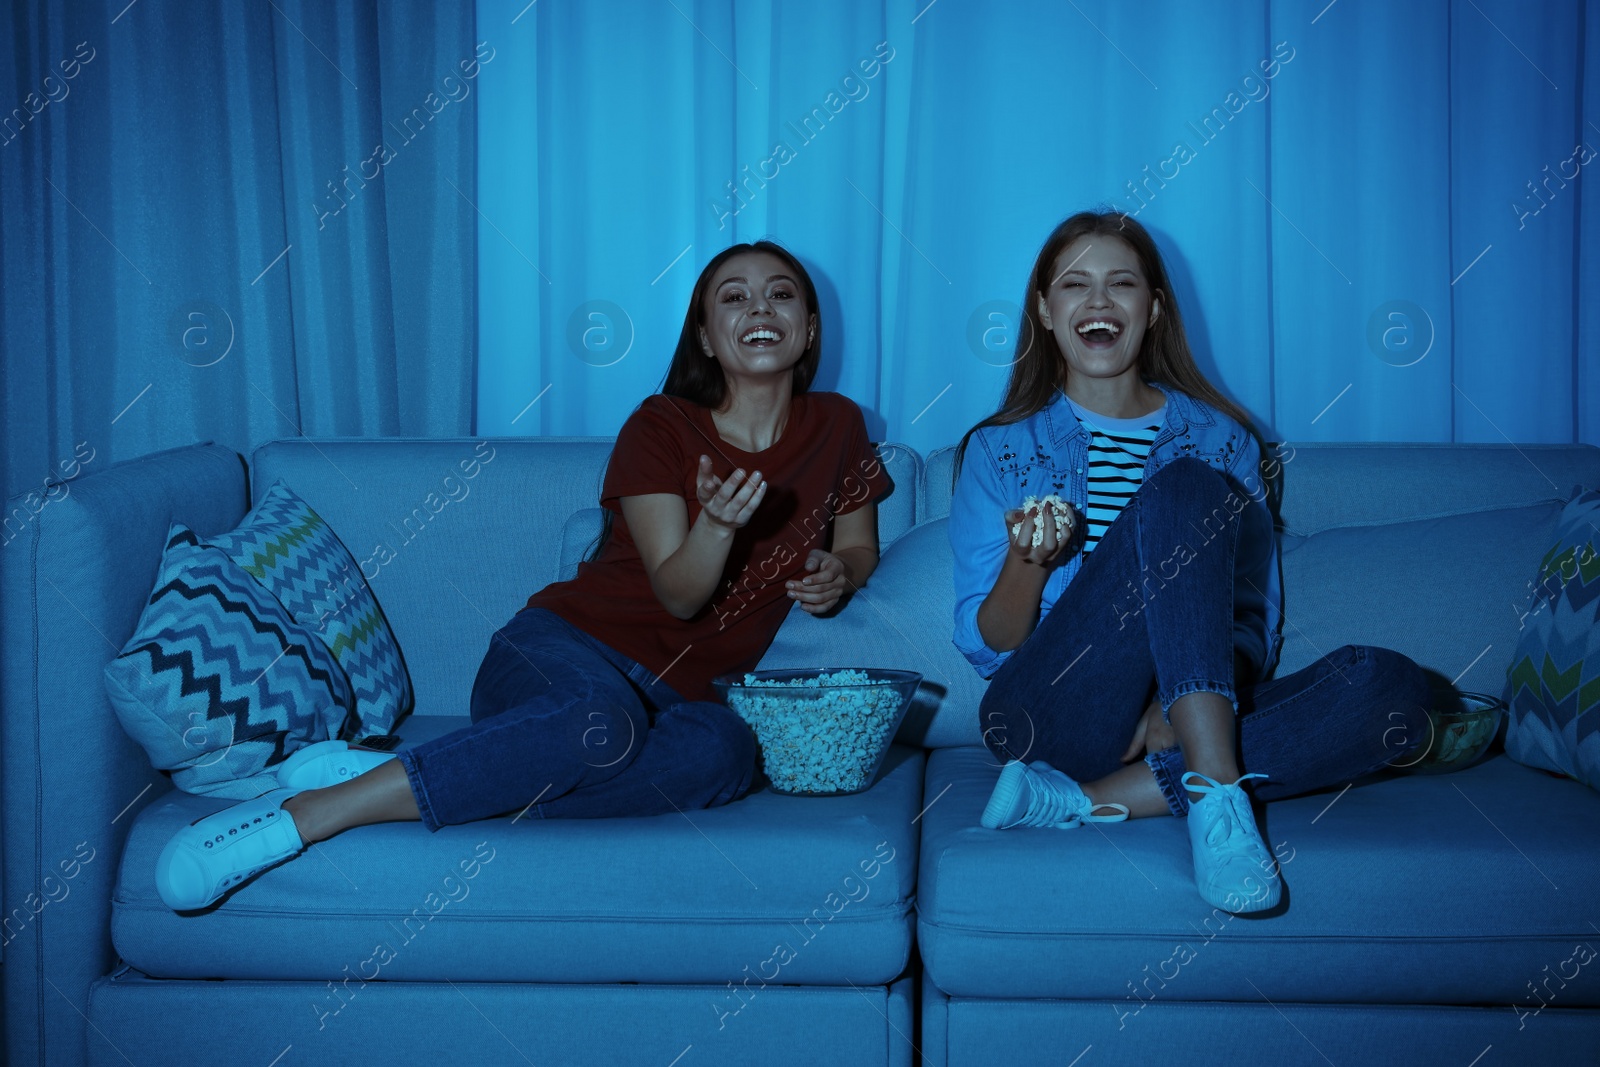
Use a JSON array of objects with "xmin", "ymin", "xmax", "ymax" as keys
[{"xmin": 1044, "ymin": 380, "xmax": 1212, "ymax": 449}]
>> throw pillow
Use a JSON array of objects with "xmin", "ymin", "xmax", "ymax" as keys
[
  {"xmin": 104, "ymin": 524, "xmax": 356, "ymax": 798},
  {"xmin": 1504, "ymin": 488, "xmax": 1600, "ymax": 790},
  {"xmin": 206, "ymin": 480, "xmax": 413, "ymax": 733}
]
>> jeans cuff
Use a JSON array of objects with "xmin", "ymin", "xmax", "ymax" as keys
[
  {"xmin": 1146, "ymin": 747, "xmax": 1191, "ymax": 817},
  {"xmin": 1159, "ymin": 679, "xmax": 1238, "ymax": 718},
  {"xmin": 396, "ymin": 749, "xmax": 443, "ymax": 833}
]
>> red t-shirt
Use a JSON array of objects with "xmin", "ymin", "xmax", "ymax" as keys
[{"xmin": 524, "ymin": 391, "xmax": 892, "ymax": 702}]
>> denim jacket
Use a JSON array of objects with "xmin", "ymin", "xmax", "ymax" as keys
[{"xmin": 948, "ymin": 383, "xmax": 1283, "ymax": 682}]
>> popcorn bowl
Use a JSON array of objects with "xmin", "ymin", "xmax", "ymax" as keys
[
  {"xmin": 712, "ymin": 668, "xmax": 923, "ymax": 796},
  {"xmin": 1408, "ymin": 690, "xmax": 1504, "ymax": 775}
]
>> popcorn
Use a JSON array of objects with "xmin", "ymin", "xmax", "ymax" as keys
[
  {"xmin": 724, "ymin": 669, "xmax": 905, "ymax": 795},
  {"xmin": 1010, "ymin": 494, "xmax": 1073, "ymax": 547}
]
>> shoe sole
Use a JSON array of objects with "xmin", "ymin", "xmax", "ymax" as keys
[
  {"xmin": 981, "ymin": 761, "xmax": 1030, "ymax": 829},
  {"xmin": 1201, "ymin": 875, "xmax": 1282, "ymax": 914}
]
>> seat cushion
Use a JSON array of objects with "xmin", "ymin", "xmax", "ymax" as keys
[
  {"xmin": 112, "ymin": 716, "xmax": 921, "ymax": 985},
  {"xmin": 918, "ymin": 746, "xmax": 1600, "ymax": 1003}
]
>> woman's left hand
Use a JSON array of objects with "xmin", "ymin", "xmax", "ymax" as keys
[
  {"xmin": 1121, "ymin": 696, "xmax": 1177, "ymax": 762},
  {"xmin": 787, "ymin": 549, "xmax": 850, "ymax": 614}
]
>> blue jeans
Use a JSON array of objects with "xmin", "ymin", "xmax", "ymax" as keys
[
  {"xmin": 980, "ymin": 458, "xmax": 1431, "ymax": 816},
  {"xmin": 396, "ymin": 608, "xmax": 757, "ymax": 830}
]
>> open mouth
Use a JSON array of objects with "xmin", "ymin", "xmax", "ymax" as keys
[
  {"xmin": 1075, "ymin": 319, "xmax": 1123, "ymax": 349},
  {"xmin": 740, "ymin": 326, "xmax": 784, "ymax": 346}
]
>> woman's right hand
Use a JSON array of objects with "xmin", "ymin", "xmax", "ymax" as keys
[
  {"xmin": 1002, "ymin": 502, "xmax": 1075, "ymax": 566},
  {"xmin": 974, "ymin": 501, "xmax": 1075, "ymax": 653},
  {"xmin": 696, "ymin": 454, "xmax": 766, "ymax": 531}
]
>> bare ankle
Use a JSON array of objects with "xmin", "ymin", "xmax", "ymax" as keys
[
  {"xmin": 1184, "ymin": 764, "xmax": 1242, "ymax": 801},
  {"xmin": 281, "ymin": 792, "xmax": 326, "ymax": 845}
]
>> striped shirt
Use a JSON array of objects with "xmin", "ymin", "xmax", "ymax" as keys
[{"xmin": 1065, "ymin": 397, "xmax": 1166, "ymax": 554}]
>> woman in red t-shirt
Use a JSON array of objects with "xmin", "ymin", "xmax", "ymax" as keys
[{"xmin": 155, "ymin": 241, "xmax": 892, "ymax": 911}]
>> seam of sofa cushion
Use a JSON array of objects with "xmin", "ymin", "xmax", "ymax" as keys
[
  {"xmin": 27, "ymin": 507, "xmax": 47, "ymax": 1062},
  {"xmin": 111, "ymin": 900, "xmax": 916, "ymax": 924},
  {"xmin": 914, "ymin": 921, "xmax": 1591, "ymax": 943}
]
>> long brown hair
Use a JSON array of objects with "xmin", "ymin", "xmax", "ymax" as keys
[{"xmin": 953, "ymin": 210, "xmax": 1256, "ymax": 477}]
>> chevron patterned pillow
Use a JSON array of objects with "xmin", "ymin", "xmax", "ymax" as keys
[
  {"xmin": 1504, "ymin": 487, "xmax": 1600, "ymax": 791},
  {"xmin": 104, "ymin": 524, "xmax": 356, "ymax": 799},
  {"xmin": 208, "ymin": 480, "xmax": 413, "ymax": 734}
]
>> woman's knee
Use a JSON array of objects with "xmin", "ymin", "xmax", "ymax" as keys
[
  {"xmin": 1138, "ymin": 457, "xmax": 1236, "ymax": 531},
  {"xmin": 574, "ymin": 692, "xmax": 652, "ymax": 770},
  {"xmin": 1338, "ymin": 645, "xmax": 1429, "ymax": 701},
  {"xmin": 979, "ymin": 690, "xmax": 1032, "ymax": 763},
  {"xmin": 1338, "ymin": 645, "xmax": 1433, "ymax": 761},
  {"xmin": 1145, "ymin": 456, "xmax": 1227, "ymax": 497},
  {"xmin": 675, "ymin": 702, "xmax": 758, "ymax": 803}
]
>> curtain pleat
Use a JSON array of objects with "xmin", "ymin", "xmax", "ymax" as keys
[{"xmin": 0, "ymin": 0, "xmax": 474, "ymax": 503}]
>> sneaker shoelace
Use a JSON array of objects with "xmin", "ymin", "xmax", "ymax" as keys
[
  {"xmin": 1183, "ymin": 771, "xmax": 1270, "ymax": 856},
  {"xmin": 1026, "ymin": 770, "xmax": 1130, "ymax": 827}
]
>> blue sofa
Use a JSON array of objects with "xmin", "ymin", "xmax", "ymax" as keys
[{"xmin": 4, "ymin": 436, "xmax": 1599, "ymax": 1066}]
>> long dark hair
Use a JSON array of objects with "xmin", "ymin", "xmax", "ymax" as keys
[
  {"xmin": 659, "ymin": 239, "xmax": 822, "ymax": 407},
  {"xmin": 953, "ymin": 210, "xmax": 1257, "ymax": 477}
]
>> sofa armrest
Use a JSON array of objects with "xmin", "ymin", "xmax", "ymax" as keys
[{"xmin": 1, "ymin": 443, "xmax": 247, "ymax": 1067}]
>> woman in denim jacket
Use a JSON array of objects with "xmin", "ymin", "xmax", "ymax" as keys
[{"xmin": 949, "ymin": 210, "xmax": 1430, "ymax": 913}]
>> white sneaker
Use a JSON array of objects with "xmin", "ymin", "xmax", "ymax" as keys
[
  {"xmin": 155, "ymin": 789, "xmax": 304, "ymax": 910},
  {"xmin": 981, "ymin": 760, "xmax": 1130, "ymax": 830},
  {"xmin": 1184, "ymin": 771, "xmax": 1282, "ymax": 913},
  {"xmin": 276, "ymin": 740, "xmax": 398, "ymax": 790}
]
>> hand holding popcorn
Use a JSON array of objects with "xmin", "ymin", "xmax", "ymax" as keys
[{"xmin": 1003, "ymin": 494, "xmax": 1075, "ymax": 565}]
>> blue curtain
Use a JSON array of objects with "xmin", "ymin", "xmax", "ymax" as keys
[
  {"xmin": 474, "ymin": 0, "xmax": 1598, "ymax": 454},
  {"xmin": 4, "ymin": 0, "xmax": 1595, "ymax": 503},
  {"xmin": 0, "ymin": 0, "xmax": 476, "ymax": 504}
]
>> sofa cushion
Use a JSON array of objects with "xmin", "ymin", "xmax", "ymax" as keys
[
  {"xmin": 112, "ymin": 716, "xmax": 922, "ymax": 985},
  {"xmin": 207, "ymin": 479, "xmax": 412, "ymax": 734},
  {"xmin": 1505, "ymin": 487, "xmax": 1600, "ymax": 789},
  {"xmin": 917, "ymin": 746, "xmax": 1600, "ymax": 1003},
  {"xmin": 102, "ymin": 524, "xmax": 355, "ymax": 799},
  {"xmin": 1276, "ymin": 499, "xmax": 1566, "ymax": 693},
  {"xmin": 759, "ymin": 518, "xmax": 986, "ymax": 748}
]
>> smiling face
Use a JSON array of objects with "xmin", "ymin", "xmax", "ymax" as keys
[
  {"xmin": 1037, "ymin": 235, "xmax": 1161, "ymax": 391},
  {"xmin": 698, "ymin": 251, "xmax": 816, "ymax": 384}
]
